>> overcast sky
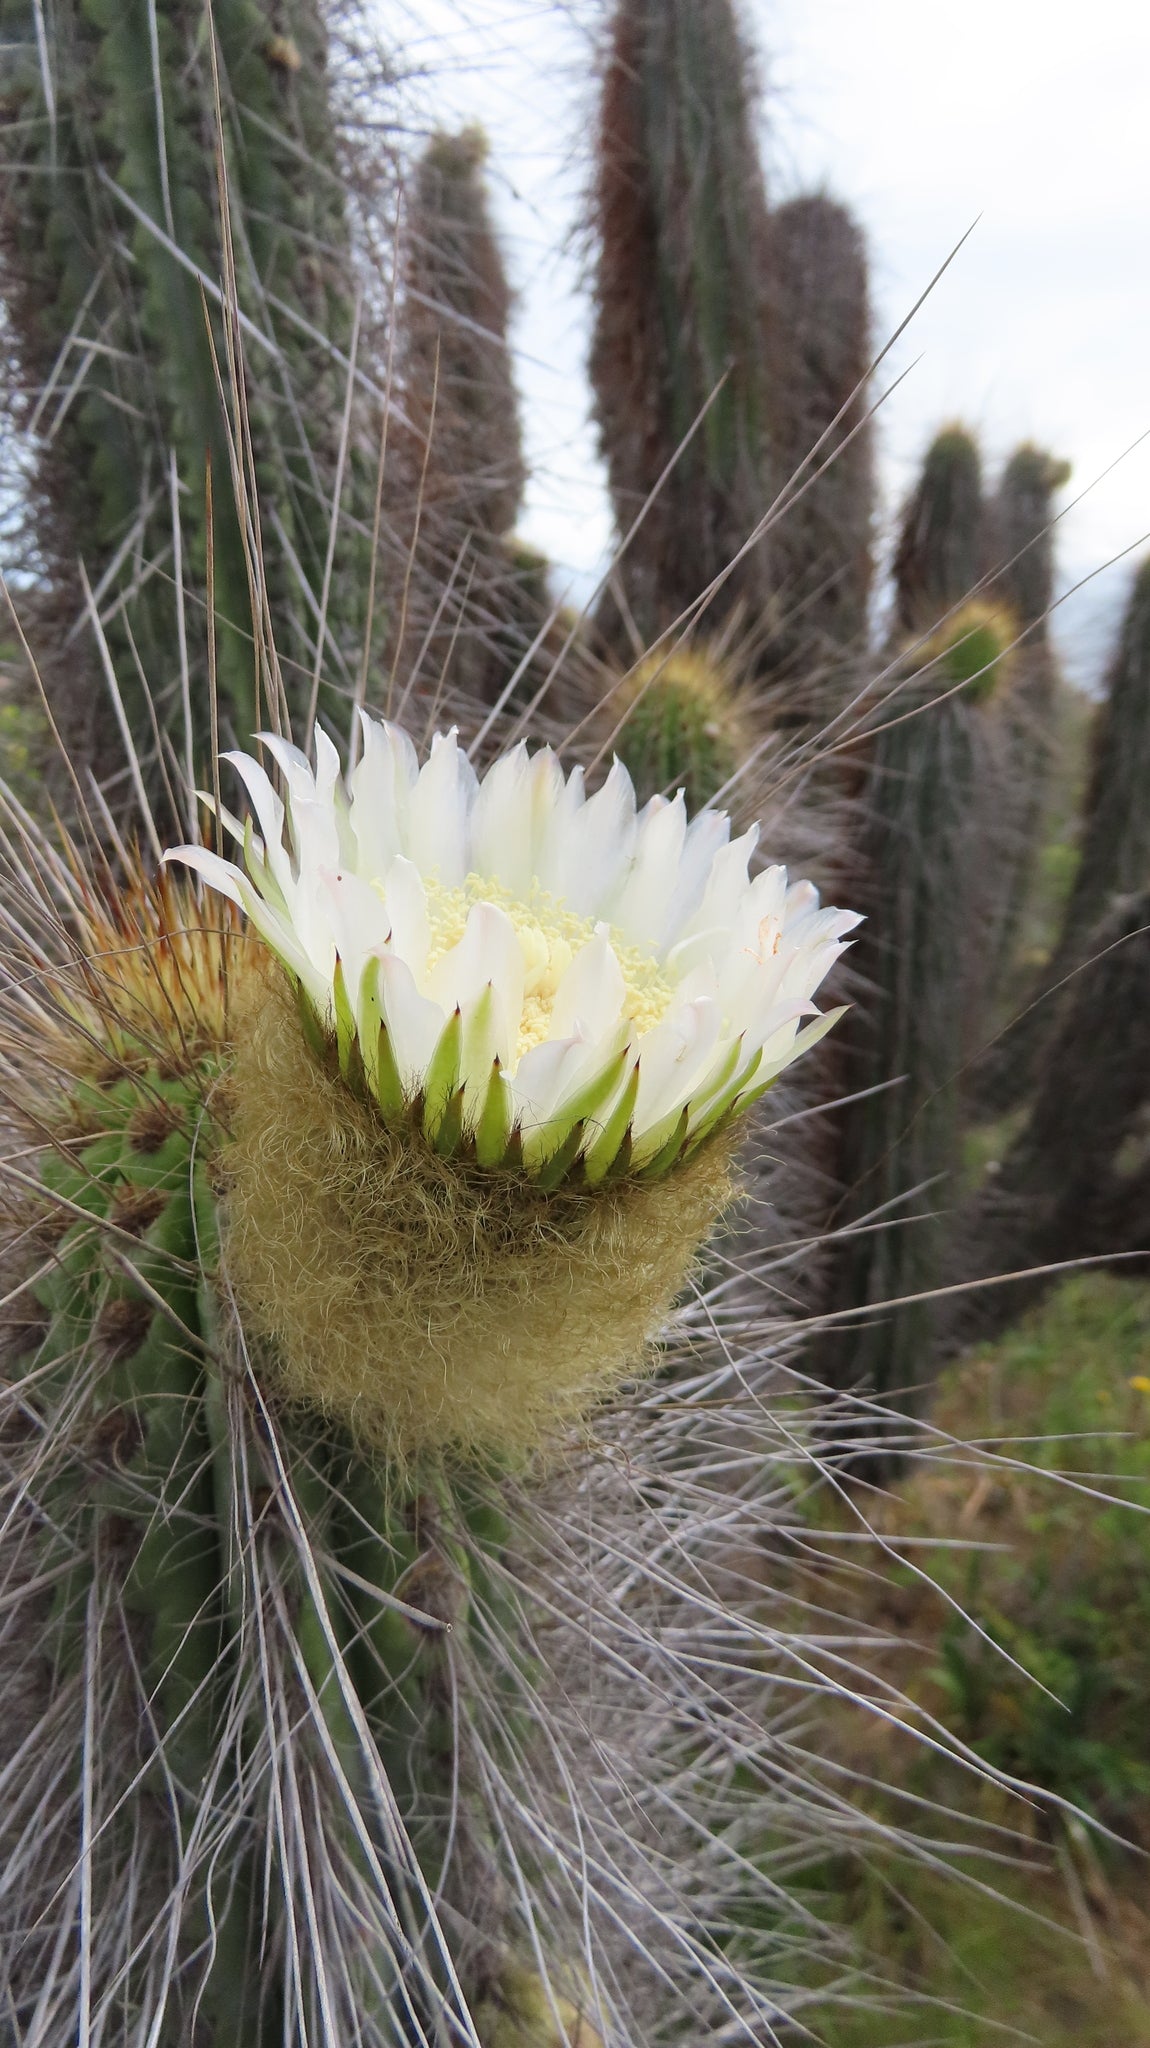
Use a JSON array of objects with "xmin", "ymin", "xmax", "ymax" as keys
[{"xmin": 389, "ymin": 0, "xmax": 1150, "ymax": 686}]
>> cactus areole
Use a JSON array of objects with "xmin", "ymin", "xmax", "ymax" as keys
[{"xmin": 155, "ymin": 716, "xmax": 857, "ymax": 1454}]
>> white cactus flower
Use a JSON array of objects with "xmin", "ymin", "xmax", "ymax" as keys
[{"xmin": 166, "ymin": 718, "xmax": 859, "ymax": 1186}]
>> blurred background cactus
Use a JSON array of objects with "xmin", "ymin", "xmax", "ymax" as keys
[
  {"xmin": 814, "ymin": 604, "xmax": 1014, "ymax": 1416},
  {"xmin": 589, "ymin": 0, "xmax": 773, "ymax": 651},
  {"xmin": 390, "ymin": 124, "xmax": 551, "ymax": 710},
  {"xmin": 607, "ymin": 641, "xmax": 748, "ymax": 808},
  {"xmin": 763, "ymin": 193, "xmax": 875, "ymax": 690},
  {"xmin": 891, "ymin": 423, "xmax": 984, "ymax": 633}
]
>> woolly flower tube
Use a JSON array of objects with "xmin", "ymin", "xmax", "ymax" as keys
[
  {"xmin": 166, "ymin": 717, "xmax": 858, "ymax": 1456},
  {"xmin": 168, "ymin": 716, "xmax": 858, "ymax": 1185}
]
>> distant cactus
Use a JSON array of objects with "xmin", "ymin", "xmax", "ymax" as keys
[
  {"xmin": 944, "ymin": 887, "xmax": 1150, "ymax": 1356},
  {"xmin": 589, "ymin": 0, "xmax": 772, "ymax": 646},
  {"xmin": 987, "ymin": 443, "xmax": 1071, "ymax": 629},
  {"xmin": 1063, "ymin": 554, "xmax": 1150, "ymax": 939},
  {"xmin": 611, "ymin": 643, "xmax": 748, "ymax": 808},
  {"xmin": 991, "ymin": 553, "xmax": 1150, "ymax": 1105},
  {"xmin": 764, "ymin": 193, "xmax": 875, "ymax": 680},
  {"xmin": 814, "ymin": 613, "xmax": 1012, "ymax": 1413},
  {"xmin": 0, "ymin": 0, "xmax": 375, "ymax": 800},
  {"xmin": 892, "ymin": 426, "xmax": 984, "ymax": 633},
  {"xmin": 392, "ymin": 125, "xmax": 539, "ymax": 706}
]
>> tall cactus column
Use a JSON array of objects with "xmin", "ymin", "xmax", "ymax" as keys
[
  {"xmin": 589, "ymin": 0, "xmax": 773, "ymax": 646},
  {"xmin": 814, "ymin": 611, "xmax": 1013, "ymax": 1419},
  {"xmin": 762, "ymin": 193, "xmax": 875, "ymax": 691},
  {"xmin": 0, "ymin": 0, "xmax": 372, "ymax": 789}
]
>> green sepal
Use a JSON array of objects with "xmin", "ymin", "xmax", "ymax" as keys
[
  {"xmin": 243, "ymin": 812, "xmax": 290, "ymax": 917},
  {"xmin": 474, "ymin": 1060, "xmax": 514, "ymax": 1168},
  {"xmin": 431, "ymin": 1082, "xmax": 467, "ymax": 1159},
  {"xmin": 520, "ymin": 1045, "xmax": 630, "ymax": 1174},
  {"xmin": 582, "ymin": 1061, "xmax": 640, "ymax": 1186},
  {"xmin": 634, "ymin": 1104, "xmax": 691, "ymax": 1182},
  {"xmin": 333, "ymin": 958, "xmax": 357, "ymax": 1079},
  {"xmin": 422, "ymin": 1008, "xmax": 463, "ymax": 1143},
  {"xmin": 374, "ymin": 1022, "xmax": 407, "ymax": 1121},
  {"xmin": 682, "ymin": 1047, "xmax": 763, "ymax": 1159},
  {"xmin": 535, "ymin": 1120, "xmax": 586, "ymax": 1191},
  {"xmin": 294, "ymin": 975, "xmax": 330, "ymax": 1064}
]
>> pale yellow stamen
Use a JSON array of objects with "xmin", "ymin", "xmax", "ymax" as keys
[{"xmin": 424, "ymin": 875, "xmax": 675, "ymax": 1058}]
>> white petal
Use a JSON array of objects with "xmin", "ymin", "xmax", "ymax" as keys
[
  {"xmin": 662, "ymin": 807, "xmax": 732, "ymax": 944},
  {"xmin": 674, "ymin": 824, "xmax": 760, "ymax": 946},
  {"xmin": 407, "ymin": 728, "xmax": 478, "ymax": 884},
  {"xmin": 556, "ymin": 757, "xmax": 638, "ymax": 916},
  {"xmin": 377, "ymin": 954, "xmax": 446, "ymax": 1094},
  {"xmin": 221, "ymin": 752, "xmax": 293, "ymax": 898},
  {"xmin": 549, "ymin": 927, "xmax": 626, "ymax": 1042},
  {"xmin": 632, "ymin": 997, "xmax": 722, "ymax": 1136},
  {"xmin": 535, "ymin": 759, "xmax": 587, "ymax": 895},
  {"xmin": 379, "ymin": 856, "xmax": 430, "ymax": 974},
  {"xmin": 603, "ymin": 791, "xmax": 688, "ymax": 949},
  {"xmin": 425, "ymin": 902, "xmax": 523, "ymax": 1054},
  {"xmin": 348, "ymin": 715, "xmax": 418, "ymax": 875},
  {"xmin": 470, "ymin": 743, "xmax": 535, "ymax": 893}
]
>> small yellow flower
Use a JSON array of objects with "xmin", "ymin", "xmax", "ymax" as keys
[{"xmin": 1129, "ymin": 1374, "xmax": 1150, "ymax": 1394}]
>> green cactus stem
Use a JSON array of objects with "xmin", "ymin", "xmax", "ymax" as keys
[
  {"xmin": 1, "ymin": 868, "xmax": 588, "ymax": 2042},
  {"xmin": 763, "ymin": 192, "xmax": 875, "ymax": 686},
  {"xmin": 0, "ymin": 0, "xmax": 374, "ymax": 801},
  {"xmin": 391, "ymin": 126, "xmax": 539, "ymax": 708},
  {"xmin": 589, "ymin": 0, "xmax": 773, "ymax": 646},
  {"xmin": 813, "ymin": 616, "xmax": 1010, "ymax": 1420},
  {"xmin": 892, "ymin": 425, "xmax": 984, "ymax": 634}
]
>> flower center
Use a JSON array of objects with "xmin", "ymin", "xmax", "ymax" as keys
[{"xmin": 423, "ymin": 874, "xmax": 675, "ymax": 1058}]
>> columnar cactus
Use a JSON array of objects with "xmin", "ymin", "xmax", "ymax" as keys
[
  {"xmin": 977, "ymin": 443, "xmax": 1071, "ymax": 1030},
  {"xmin": 1, "ymin": 715, "xmax": 857, "ymax": 2040},
  {"xmin": 391, "ymin": 126, "xmax": 542, "ymax": 708},
  {"xmin": 892, "ymin": 425, "xmax": 984, "ymax": 633},
  {"xmin": 589, "ymin": 0, "xmax": 773, "ymax": 646},
  {"xmin": 763, "ymin": 193, "xmax": 875, "ymax": 683},
  {"xmin": 1042, "ymin": 551, "xmax": 1150, "ymax": 982},
  {"xmin": 0, "ymin": 0, "xmax": 374, "ymax": 792},
  {"xmin": 814, "ymin": 609, "xmax": 1012, "ymax": 1412}
]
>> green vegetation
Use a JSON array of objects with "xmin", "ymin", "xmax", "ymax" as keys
[{"xmin": 797, "ymin": 1275, "xmax": 1150, "ymax": 2043}]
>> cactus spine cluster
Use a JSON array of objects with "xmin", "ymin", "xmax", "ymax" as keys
[
  {"xmin": 0, "ymin": 0, "xmax": 371, "ymax": 787},
  {"xmin": 609, "ymin": 643, "xmax": 748, "ymax": 808}
]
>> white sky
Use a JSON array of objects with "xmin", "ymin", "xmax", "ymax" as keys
[{"xmin": 387, "ymin": 0, "xmax": 1150, "ymax": 686}]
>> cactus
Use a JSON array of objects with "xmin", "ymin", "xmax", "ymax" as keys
[
  {"xmin": 943, "ymin": 887, "xmax": 1150, "ymax": 1357},
  {"xmin": 391, "ymin": 126, "xmax": 539, "ymax": 707},
  {"xmin": 814, "ymin": 608, "xmax": 1013, "ymax": 1413},
  {"xmin": 1059, "ymin": 553, "xmax": 1150, "ymax": 951},
  {"xmin": 0, "ymin": 0, "xmax": 375, "ymax": 798},
  {"xmin": 0, "ymin": 709, "xmax": 869, "ymax": 2041},
  {"xmin": 763, "ymin": 193, "xmax": 875, "ymax": 681},
  {"xmin": 610, "ymin": 642, "xmax": 749, "ymax": 808},
  {"xmin": 987, "ymin": 443, "xmax": 1071, "ymax": 631},
  {"xmin": 977, "ymin": 444, "xmax": 1071, "ymax": 1023},
  {"xmin": 589, "ymin": 0, "xmax": 773, "ymax": 646},
  {"xmin": 985, "ymin": 550, "xmax": 1150, "ymax": 1109},
  {"xmin": 0, "ymin": 862, "xmax": 610, "ymax": 2040},
  {"xmin": 892, "ymin": 425, "xmax": 984, "ymax": 633}
]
